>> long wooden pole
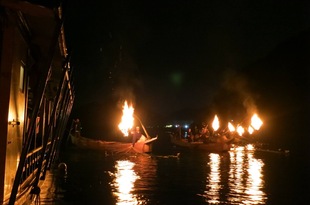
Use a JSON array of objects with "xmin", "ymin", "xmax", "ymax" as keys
[{"xmin": 134, "ymin": 114, "xmax": 151, "ymax": 139}]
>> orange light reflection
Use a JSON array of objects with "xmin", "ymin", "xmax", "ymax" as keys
[
  {"xmin": 244, "ymin": 153, "xmax": 266, "ymax": 204},
  {"xmin": 227, "ymin": 145, "xmax": 267, "ymax": 204},
  {"xmin": 205, "ymin": 153, "xmax": 221, "ymax": 204},
  {"xmin": 112, "ymin": 160, "xmax": 139, "ymax": 205}
]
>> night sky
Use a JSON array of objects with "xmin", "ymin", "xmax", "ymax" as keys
[{"xmin": 63, "ymin": 1, "xmax": 310, "ymax": 149}]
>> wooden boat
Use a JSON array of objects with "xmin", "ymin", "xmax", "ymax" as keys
[
  {"xmin": 171, "ymin": 136, "xmax": 233, "ymax": 152},
  {"xmin": 70, "ymin": 133, "xmax": 158, "ymax": 154}
]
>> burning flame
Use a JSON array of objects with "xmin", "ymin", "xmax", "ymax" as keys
[
  {"xmin": 248, "ymin": 126, "xmax": 254, "ymax": 134},
  {"xmin": 251, "ymin": 114, "xmax": 263, "ymax": 130},
  {"xmin": 236, "ymin": 125, "xmax": 245, "ymax": 136},
  {"xmin": 212, "ymin": 115, "xmax": 220, "ymax": 131},
  {"xmin": 118, "ymin": 101, "xmax": 134, "ymax": 136},
  {"xmin": 228, "ymin": 122, "xmax": 235, "ymax": 132}
]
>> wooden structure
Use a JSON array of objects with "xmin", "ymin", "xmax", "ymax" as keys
[{"xmin": 0, "ymin": 0, "xmax": 74, "ymax": 204}]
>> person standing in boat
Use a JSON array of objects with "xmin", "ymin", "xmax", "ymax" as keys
[
  {"xmin": 199, "ymin": 125, "xmax": 211, "ymax": 143},
  {"xmin": 190, "ymin": 123, "xmax": 200, "ymax": 142},
  {"xmin": 131, "ymin": 126, "xmax": 142, "ymax": 147},
  {"xmin": 73, "ymin": 118, "xmax": 82, "ymax": 137},
  {"xmin": 175, "ymin": 125, "xmax": 182, "ymax": 139},
  {"xmin": 187, "ymin": 128, "xmax": 194, "ymax": 142}
]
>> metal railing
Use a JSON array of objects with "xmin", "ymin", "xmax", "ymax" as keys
[{"xmin": 14, "ymin": 141, "xmax": 52, "ymax": 202}]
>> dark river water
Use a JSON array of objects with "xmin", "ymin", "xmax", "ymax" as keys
[{"xmin": 56, "ymin": 138, "xmax": 309, "ymax": 205}]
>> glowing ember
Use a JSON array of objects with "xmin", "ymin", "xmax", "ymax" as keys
[
  {"xmin": 118, "ymin": 101, "xmax": 134, "ymax": 137},
  {"xmin": 237, "ymin": 125, "xmax": 245, "ymax": 136},
  {"xmin": 251, "ymin": 114, "xmax": 263, "ymax": 130},
  {"xmin": 212, "ymin": 115, "xmax": 220, "ymax": 131},
  {"xmin": 228, "ymin": 122, "xmax": 235, "ymax": 132}
]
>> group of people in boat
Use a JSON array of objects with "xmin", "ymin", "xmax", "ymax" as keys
[{"xmin": 174, "ymin": 122, "xmax": 233, "ymax": 144}]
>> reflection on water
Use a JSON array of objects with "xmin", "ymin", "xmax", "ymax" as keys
[
  {"xmin": 228, "ymin": 145, "xmax": 267, "ymax": 204},
  {"xmin": 245, "ymin": 150, "xmax": 265, "ymax": 204},
  {"xmin": 110, "ymin": 160, "xmax": 139, "ymax": 205},
  {"xmin": 106, "ymin": 144, "xmax": 268, "ymax": 204},
  {"xmin": 205, "ymin": 153, "xmax": 221, "ymax": 203},
  {"xmin": 201, "ymin": 145, "xmax": 267, "ymax": 204},
  {"xmin": 61, "ymin": 140, "xmax": 303, "ymax": 205},
  {"xmin": 109, "ymin": 155, "xmax": 157, "ymax": 205}
]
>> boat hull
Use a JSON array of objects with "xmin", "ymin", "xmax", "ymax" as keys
[
  {"xmin": 70, "ymin": 134, "xmax": 157, "ymax": 153},
  {"xmin": 171, "ymin": 137, "xmax": 231, "ymax": 152}
]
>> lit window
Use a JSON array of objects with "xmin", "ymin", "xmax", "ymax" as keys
[{"xmin": 19, "ymin": 65, "xmax": 24, "ymax": 92}]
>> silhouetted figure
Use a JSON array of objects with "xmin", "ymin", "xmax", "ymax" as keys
[
  {"xmin": 56, "ymin": 162, "xmax": 68, "ymax": 194},
  {"xmin": 73, "ymin": 118, "xmax": 81, "ymax": 137},
  {"xmin": 187, "ymin": 128, "xmax": 194, "ymax": 142},
  {"xmin": 175, "ymin": 126, "xmax": 182, "ymax": 139},
  {"xmin": 131, "ymin": 126, "xmax": 142, "ymax": 146}
]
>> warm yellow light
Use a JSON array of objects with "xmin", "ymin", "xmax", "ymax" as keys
[
  {"xmin": 237, "ymin": 125, "xmax": 245, "ymax": 136},
  {"xmin": 228, "ymin": 122, "xmax": 235, "ymax": 132},
  {"xmin": 212, "ymin": 115, "xmax": 220, "ymax": 131},
  {"xmin": 8, "ymin": 111, "xmax": 14, "ymax": 122},
  {"xmin": 246, "ymin": 144, "xmax": 254, "ymax": 150},
  {"xmin": 228, "ymin": 144, "xmax": 266, "ymax": 204},
  {"xmin": 248, "ymin": 126, "xmax": 254, "ymax": 134},
  {"xmin": 245, "ymin": 156, "xmax": 265, "ymax": 203},
  {"xmin": 207, "ymin": 153, "xmax": 221, "ymax": 203},
  {"xmin": 113, "ymin": 160, "xmax": 139, "ymax": 205},
  {"xmin": 118, "ymin": 101, "xmax": 134, "ymax": 136},
  {"xmin": 251, "ymin": 114, "xmax": 263, "ymax": 130}
]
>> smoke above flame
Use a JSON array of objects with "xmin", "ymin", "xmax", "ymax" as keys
[{"xmin": 213, "ymin": 69, "xmax": 259, "ymax": 122}]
